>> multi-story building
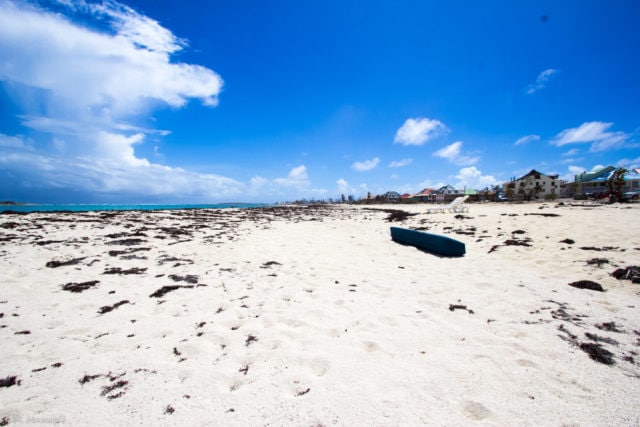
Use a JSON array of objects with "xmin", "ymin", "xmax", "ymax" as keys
[{"xmin": 504, "ymin": 169, "xmax": 560, "ymax": 200}]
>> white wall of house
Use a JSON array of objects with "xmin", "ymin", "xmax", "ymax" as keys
[{"xmin": 505, "ymin": 171, "xmax": 560, "ymax": 199}]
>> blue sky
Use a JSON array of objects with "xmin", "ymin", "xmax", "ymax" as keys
[{"xmin": 1, "ymin": 0, "xmax": 639, "ymax": 203}]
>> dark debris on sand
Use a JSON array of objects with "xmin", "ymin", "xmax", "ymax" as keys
[
  {"xmin": 364, "ymin": 208, "xmax": 418, "ymax": 222},
  {"xmin": 488, "ymin": 237, "xmax": 532, "ymax": 253},
  {"xmin": 585, "ymin": 332, "xmax": 619, "ymax": 346},
  {"xmin": 46, "ymin": 257, "xmax": 86, "ymax": 268},
  {"xmin": 79, "ymin": 374, "xmax": 101, "ymax": 385},
  {"xmin": 449, "ymin": 304, "xmax": 474, "ymax": 314},
  {"xmin": 611, "ymin": 266, "xmax": 640, "ymax": 284},
  {"xmin": 586, "ymin": 258, "xmax": 609, "ymax": 267},
  {"xmin": 557, "ymin": 326, "xmax": 616, "ymax": 366},
  {"xmin": 568, "ymin": 280, "xmax": 605, "ymax": 292},
  {"xmin": 261, "ymin": 261, "xmax": 282, "ymax": 268},
  {"xmin": 0, "ymin": 375, "xmax": 20, "ymax": 388},
  {"xmin": 103, "ymin": 267, "xmax": 147, "ymax": 275},
  {"xmin": 524, "ymin": 213, "xmax": 560, "ymax": 217},
  {"xmin": 101, "ymin": 380, "xmax": 128, "ymax": 399},
  {"xmin": 97, "ymin": 300, "xmax": 130, "ymax": 315},
  {"xmin": 108, "ymin": 247, "xmax": 151, "ymax": 257},
  {"xmin": 245, "ymin": 335, "xmax": 258, "ymax": 346},
  {"xmin": 579, "ymin": 342, "xmax": 615, "ymax": 365},
  {"xmin": 106, "ymin": 238, "xmax": 146, "ymax": 246},
  {"xmin": 149, "ymin": 285, "xmax": 194, "ymax": 298},
  {"xmin": 595, "ymin": 322, "xmax": 624, "ymax": 333},
  {"xmin": 62, "ymin": 280, "xmax": 100, "ymax": 293},
  {"xmin": 168, "ymin": 274, "xmax": 198, "ymax": 284},
  {"xmin": 580, "ymin": 246, "xmax": 620, "ymax": 252}
]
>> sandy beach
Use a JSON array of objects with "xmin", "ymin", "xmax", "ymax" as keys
[{"xmin": 1, "ymin": 202, "xmax": 639, "ymax": 426}]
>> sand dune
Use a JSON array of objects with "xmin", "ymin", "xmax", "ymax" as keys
[{"xmin": 1, "ymin": 202, "xmax": 639, "ymax": 425}]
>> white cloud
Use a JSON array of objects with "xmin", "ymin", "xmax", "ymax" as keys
[
  {"xmin": 514, "ymin": 134, "xmax": 540, "ymax": 146},
  {"xmin": 394, "ymin": 118, "xmax": 448, "ymax": 146},
  {"xmin": 562, "ymin": 148, "xmax": 580, "ymax": 157},
  {"xmin": 617, "ymin": 157, "xmax": 640, "ymax": 169},
  {"xmin": 0, "ymin": 2, "xmax": 222, "ymax": 115},
  {"xmin": 388, "ymin": 158, "xmax": 412, "ymax": 168},
  {"xmin": 434, "ymin": 141, "xmax": 461, "ymax": 161},
  {"xmin": 526, "ymin": 68, "xmax": 557, "ymax": 94},
  {"xmin": 274, "ymin": 165, "xmax": 310, "ymax": 187},
  {"xmin": 0, "ymin": 146, "xmax": 244, "ymax": 199},
  {"xmin": 558, "ymin": 165, "xmax": 588, "ymax": 181},
  {"xmin": 245, "ymin": 166, "xmax": 316, "ymax": 199},
  {"xmin": 0, "ymin": 1, "xmax": 237, "ymax": 201},
  {"xmin": 0, "ymin": 133, "xmax": 26, "ymax": 148},
  {"xmin": 552, "ymin": 122, "xmax": 629, "ymax": 152},
  {"xmin": 336, "ymin": 178, "xmax": 349, "ymax": 194},
  {"xmin": 454, "ymin": 166, "xmax": 499, "ymax": 189},
  {"xmin": 351, "ymin": 157, "xmax": 380, "ymax": 171},
  {"xmin": 433, "ymin": 141, "xmax": 479, "ymax": 166},
  {"xmin": 416, "ymin": 178, "xmax": 446, "ymax": 191},
  {"xmin": 568, "ymin": 165, "xmax": 586, "ymax": 175}
]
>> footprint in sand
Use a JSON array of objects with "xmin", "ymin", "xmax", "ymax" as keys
[
  {"xmin": 516, "ymin": 359, "xmax": 538, "ymax": 368},
  {"xmin": 307, "ymin": 358, "xmax": 330, "ymax": 377},
  {"xmin": 463, "ymin": 401, "xmax": 493, "ymax": 421},
  {"xmin": 363, "ymin": 341, "xmax": 380, "ymax": 352}
]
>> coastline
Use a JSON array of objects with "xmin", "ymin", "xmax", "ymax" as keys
[{"xmin": 1, "ymin": 202, "xmax": 639, "ymax": 425}]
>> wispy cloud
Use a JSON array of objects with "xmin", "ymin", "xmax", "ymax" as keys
[
  {"xmin": 0, "ymin": 0, "xmax": 231, "ymax": 201},
  {"xmin": 562, "ymin": 148, "xmax": 580, "ymax": 157},
  {"xmin": 551, "ymin": 122, "xmax": 629, "ymax": 152},
  {"xmin": 433, "ymin": 141, "xmax": 479, "ymax": 166},
  {"xmin": 352, "ymin": 157, "xmax": 380, "ymax": 171},
  {"xmin": 274, "ymin": 165, "xmax": 310, "ymax": 187},
  {"xmin": 248, "ymin": 165, "xmax": 315, "ymax": 199},
  {"xmin": 394, "ymin": 118, "xmax": 448, "ymax": 146},
  {"xmin": 617, "ymin": 157, "xmax": 640, "ymax": 169},
  {"xmin": 526, "ymin": 68, "xmax": 557, "ymax": 94},
  {"xmin": 0, "ymin": 133, "xmax": 29, "ymax": 149},
  {"xmin": 454, "ymin": 166, "xmax": 499, "ymax": 189},
  {"xmin": 514, "ymin": 134, "xmax": 540, "ymax": 146},
  {"xmin": 388, "ymin": 158, "xmax": 413, "ymax": 168}
]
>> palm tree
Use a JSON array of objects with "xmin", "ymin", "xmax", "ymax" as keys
[{"xmin": 606, "ymin": 167, "xmax": 628, "ymax": 202}]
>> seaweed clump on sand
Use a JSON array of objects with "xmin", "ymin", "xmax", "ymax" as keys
[
  {"xmin": 363, "ymin": 208, "xmax": 417, "ymax": 222},
  {"xmin": 0, "ymin": 375, "xmax": 20, "ymax": 388},
  {"xmin": 46, "ymin": 257, "xmax": 86, "ymax": 268},
  {"xmin": 568, "ymin": 280, "xmax": 604, "ymax": 292},
  {"xmin": 586, "ymin": 258, "xmax": 609, "ymax": 267},
  {"xmin": 168, "ymin": 274, "xmax": 198, "ymax": 284},
  {"xmin": 524, "ymin": 213, "xmax": 560, "ymax": 217},
  {"xmin": 62, "ymin": 280, "xmax": 100, "ymax": 293},
  {"xmin": 579, "ymin": 342, "xmax": 615, "ymax": 365},
  {"xmin": 103, "ymin": 267, "xmax": 147, "ymax": 275},
  {"xmin": 149, "ymin": 285, "xmax": 194, "ymax": 298},
  {"xmin": 611, "ymin": 266, "xmax": 640, "ymax": 284},
  {"xmin": 97, "ymin": 300, "xmax": 130, "ymax": 315}
]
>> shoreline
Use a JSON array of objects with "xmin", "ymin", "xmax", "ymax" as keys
[{"xmin": 1, "ymin": 203, "xmax": 639, "ymax": 425}]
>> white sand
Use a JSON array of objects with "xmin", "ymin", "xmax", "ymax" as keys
[{"xmin": 1, "ymin": 202, "xmax": 639, "ymax": 426}]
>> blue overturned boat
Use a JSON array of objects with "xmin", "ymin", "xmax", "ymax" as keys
[{"xmin": 390, "ymin": 227, "xmax": 466, "ymax": 257}]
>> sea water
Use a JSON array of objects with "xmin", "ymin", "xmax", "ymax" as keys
[{"xmin": 0, "ymin": 203, "xmax": 267, "ymax": 213}]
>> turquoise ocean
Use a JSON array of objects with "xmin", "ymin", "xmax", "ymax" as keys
[{"xmin": 1, "ymin": 203, "xmax": 266, "ymax": 213}]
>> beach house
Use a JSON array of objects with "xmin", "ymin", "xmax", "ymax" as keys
[
  {"xmin": 572, "ymin": 166, "xmax": 640, "ymax": 199},
  {"xmin": 504, "ymin": 169, "xmax": 560, "ymax": 200}
]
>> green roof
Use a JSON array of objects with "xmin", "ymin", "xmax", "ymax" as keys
[{"xmin": 575, "ymin": 166, "xmax": 615, "ymax": 182}]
